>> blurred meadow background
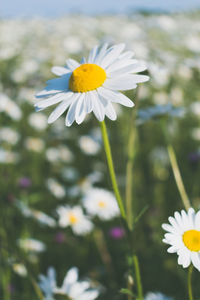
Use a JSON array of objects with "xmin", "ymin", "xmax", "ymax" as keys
[{"xmin": 1, "ymin": 0, "xmax": 200, "ymax": 299}]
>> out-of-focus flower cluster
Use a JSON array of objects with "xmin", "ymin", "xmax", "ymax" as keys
[{"xmin": 1, "ymin": 12, "xmax": 200, "ymax": 300}]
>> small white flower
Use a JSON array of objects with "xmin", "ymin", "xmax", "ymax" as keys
[
  {"xmin": 0, "ymin": 127, "xmax": 20, "ymax": 145},
  {"xmin": 145, "ymin": 292, "xmax": 173, "ymax": 300},
  {"xmin": 83, "ymin": 188, "xmax": 119, "ymax": 220},
  {"xmin": 18, "ymin": 238, "xmax": 46, "ymax": 253},
  {"xmin": 46, "ymin": 146, "xmax": 73, "ymax": 163},
  {"xmin": 0, "ymin": 93, "xmax": 22, "ymax": 120},
  {"xmin": 25, "ymin": 137, "xmax": 45, "ymax": 152},
  {"xmin": 57, "ymin": 205, "xmax": 93, "ymax": 235},
  {"xmin": 79, "ymin": 135, "xmax": 101, "ymax": 155},
  {"xmin": 17, "ymin": 202, "xmax": 56, "ymax": 227},
  {"xmin": 28, "ymin": 112, "xmax": 48, "ymax": 131},
  {"xmin": 13, "ymin": 263, "xmax": 27, "ymax": 277},
  {"xmin": 35, "ymin": 43, "xmax": 149, "ymax": 126},
  {"xmin": 47, "ymin": 178, "xmax": 66, "ymax": 199},
  {"xmin": 39, "ymin": 267, "xmax": 99, "ymax": 300},
  {"xmin": 0, "ymin": 149, "xmax": 19, "ymax": 164},
  {"xmin": 39, "ymin": 267, "xmax": 56, "ymax": 300},
  {"xmin": 162, "ymin": 208, "xmax": 200, "ymax": 271}
]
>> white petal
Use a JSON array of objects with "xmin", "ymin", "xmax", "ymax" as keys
[
  {"xmin": 106, "ymin": 58, "xmax": 136, "ymax": 73},
  {"xmin": 191, "ymin": 252, "xmax": 200, "ymax": 271},
  {"xmin": 62, "ymin": 267, "xmax": 78, "ymax": 288},
  {"xmin": 80, "ymin": 57, "xmax": 86, "ymax": 64},
  {"xmin": 93, "ymin": 43, "xmax": 109, "ymax": 65},
  {"xmin": 47, "ymin": 96, "xmax": 74, "ymax": 124},
  {"xmin": 65, "ymin": 94, "xmax": 80, "ymax": 126},
  {"xmin": 103, "ymin": 76, "xmax": 137, "ymax": 91},
  {"xmin": 88, "ymin": 45, "xmax": 99, "ymax": 63},
  {"xmin": 195, "ymin": 211, "xmax": 200, "ymax": 229},
  {"xmin": 167, "ymin": 246, "xmax": 178, "ymax": 253},
  {"xmin": 107, "ymin": 62, "xmax": 147, "ymax": 77},
  {"xmin": 66, "ymin": 59, "xmax": 80, "ymax": 71},
  {"xmin": 84, "ymin": 92, "xmax": 93, "ymax": 113},
  {"xmin": 90, "ymin": 91, "xmax": 105, "ymax": 121},
  {"xmin": 98, "ymin": 87, "xmax": 134, "ymax": 107},
  {"xmin": 75, "ymin": 94, "xmax": 87, "ymax": 124},
  {"xmin": 100, "ymin": 43, "xmax": 125, "ymax": 69},
  {"xmin": 35, "ymin": 93, "xmax": 71, "ymax": 110},
  {"xmin": 51, "ymin": 66, "xmax": 70, "ymax": 76},
  {"xmin": 104, "ymin": 101, "xmax": 117, "ymax": 120},
  {"xmin": 36, "ymin": 74, "xmax": 71, "ymax": 98},
  {"xmin": 119, "ymin": 50, "xmax": 134, "ymax": 60}
]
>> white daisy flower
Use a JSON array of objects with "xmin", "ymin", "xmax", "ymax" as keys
[
  {"xmin": 39, "ymin": 267, "xmax": 99, "ymax": 300},
  {"xmin": 162, "ymin": 208, "xmax": 200, "ymax": 271},
  {"xmin": 18, "ymin": 238, "xmax": 46, "ymax": 253},
  {"xmin": 57, "ymin": 205, "xmax": 93, "ymax": 235},
  {"xmin": 145, "ymin": 292, "xmax": 173, "ymax": 300},
  {"xmin": 83, "ymin": 188, "xmax": 120, "ymax": 220},
  {"xmin": 35, "ymin": 43, "xmax": 149, "ymax": 126}
]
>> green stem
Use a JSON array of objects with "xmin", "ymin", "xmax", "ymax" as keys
[
  {"xmin": 100, "ymin": 120, "xmax": 126, "ymax": 220},
  {"xmin": 188, "ymin": 265, "xmax": 194, "ymax": 300},
  {"xmin": 161, "ymin": 121, "xmax": 191, "ymax": 210},
  {"xmin": 133, "ymin": 255, "xmax": 143, "ymax": 300},
  {"xmin": 100, "ymin": 120, "xmax": 143, "ymax": 299},
  {"xmin": 167, "ymin": 144, "xmax": 191, "ymax": 210},
  {"xmin": 125, "ymin": 96, "xmax": 139, "ymax": 230}
]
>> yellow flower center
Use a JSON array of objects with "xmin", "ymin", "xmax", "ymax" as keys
[
  {"xmin": 69, "ymin": 213, "xmax": 78, "ymax": 224},
  {"xmin": 69, "ymin": 63, "xmax": 106, "ymax": 93},
  {"xmin": 182, "ymin": 230, "xmax": 200, "ymax": 251},
  {"xmin": 98, "ymin": 201, "xmax": 106, "ymax": 208}
]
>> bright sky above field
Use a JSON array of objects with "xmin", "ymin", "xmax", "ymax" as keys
[{"xmin": 1, "ymin": 0, "xmax": 200, "ymax": 17}]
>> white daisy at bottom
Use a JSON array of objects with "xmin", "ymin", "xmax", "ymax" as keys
[
  {"xmin": 57, "ymin": 205, "xmax": 93, "ymax": 235},
  {"xmin": 39, "ymin": 266, "xmax": 99, "ymax": 300},
  {"xmin": 82, "ymin": 188, "xmax": 120, "ymax": 220},
  {"xmin": 35, "ymin": 43, "xmax": 149, "ymax": 126},
  {"xmin": 145, "ymin": 292, "xmax": 173, "ymax": 300},
  {"xmin": 162, "ymin": 208, "xmax": 200, "ymax": 271}
]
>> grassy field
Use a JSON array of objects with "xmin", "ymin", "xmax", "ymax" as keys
[{"xmin": 0, "ymin": 12, "xmax": 200, "ymax": 300}]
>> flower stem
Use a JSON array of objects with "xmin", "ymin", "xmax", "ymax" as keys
[
  {"xmin": 100, "ymin": 120, "xmax": 143, "ymax": 299},
  {"xmin": 188, "ymin": 265, "xmax": 194, "ymax": 300},
  {"xmin": 133, "ymin": 255, "xmax": 143, "ymax": 300},
  {"xmin": 167, "ymin": 144, "xmax": 191, "ymax": 210},
  {"xmin": 100, "ymin": 120, "xmax": 126, "ymax": 220},
  {"xmin": 161, "ymin": 121, "xmax": 191, "ymax": 210},
  {"xmin": 125, "ymin": 92, "xmax": 139, "ymax": 230}
]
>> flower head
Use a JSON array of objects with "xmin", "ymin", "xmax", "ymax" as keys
[
  {"xmin": 162, "ymin": 208, "xmax": 200, "ymax": 271},
  {"xmin": 145, "ymin": 292, "xmax": 173, "ymax": 300},
  {"xmin": 83, "ymin": 188, "xmax": 119, "ymax": 220},
  {"xmin": 57, "ymin": 205, "xmax": 93, "ymax": 235},
  {"xmin": 109, "ymin": 226, "xmax": 125, "ymax": 239},
  {"xmin": 39, "ymin": 267, "xmax": 100, "ymax": 300},
  {"xmin": 35, "ymin": 43, "xmax": 149, "ymax": 126}
]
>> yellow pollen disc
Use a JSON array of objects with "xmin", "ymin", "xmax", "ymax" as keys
[
  {"xmin": 69, "ymin": 63, "xmax": 106, "ymax": 93},
  {"xmin": 98, "ymin": 201, "xmax": 106, "ymax": 208},
  {"xmin": 69, "ymin": 213, "xmax": 78, "ymax": 224},
  {"xmin": 182, "ymin": 230, "xmax": 200, "ymax": 251}
]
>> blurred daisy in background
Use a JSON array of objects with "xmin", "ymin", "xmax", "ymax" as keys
[
  {"xmin": 83, "ymin": 188, "xmax": 119, "ymax": 220},
  {"xmin": 162, "ymin": 208, "xmax": 200, "ymax": 271},
  {"xmin": 39, "ymin": 266, "xmax": 100, "ymax": 300},
  {"xmin": 78, "ymin": 135, "xmax": 101, "ymax": 155},
  {"xmin": 145, "ymin": 292, "xmax": 173, "ymax": 300},
  {"xmin": 17, "ymin": 202, "xmax": 56, "ymax": 227},
  {"xmin": 47, "ymin": 178, "xmax": 66, "ymax": 199},
  {"xmin": 18, "ymin": 238, "xmax": 46, "ymax": 253},
  {"xmin": 35, "ymin": 43, "xmax": 149, "ymax": 126},
  {"xmin": 57, "ymin": 205, "xmax": 93, "ymax": 235},
  {"xmin": 0, "ymin": 127, "xmax": 20, "ymax": 145},
  {"xmin": 28, "ymin": 112, "xmax": 48, "ymax": 131}
]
